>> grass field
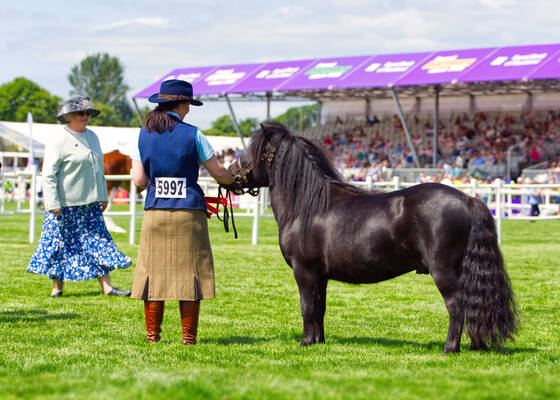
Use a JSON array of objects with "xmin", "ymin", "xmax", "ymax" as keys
[{"xmin": 0, "ymin": 203, "xmax": 559, "ymax": 399}]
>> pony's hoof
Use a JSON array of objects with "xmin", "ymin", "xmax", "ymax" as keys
[
  {"xmin": 442, "ymin": 347, "xmax": 460, "ymax": 354},
  {"xmin": 300, "ymin": 338, "xmax": 316, "ymax": 347}
]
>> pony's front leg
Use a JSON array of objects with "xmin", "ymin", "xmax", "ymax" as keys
[{"xmin": 293, "ymin": 266, "xmax": 328, "ymax": 346}]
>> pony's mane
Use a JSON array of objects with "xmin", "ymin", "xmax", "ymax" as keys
[{"xmin": 247, "ymin": 122, "xmax": 367, "ymax": 227}]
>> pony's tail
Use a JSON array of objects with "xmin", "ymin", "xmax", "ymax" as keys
[{"xmin": 458, "ymin": 197, "xmax": 518, "ymax": 349}]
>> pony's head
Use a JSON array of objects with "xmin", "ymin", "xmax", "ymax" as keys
[{"xmin": 227, "ymin": 122, "xmax": 289, "ymax": 195}]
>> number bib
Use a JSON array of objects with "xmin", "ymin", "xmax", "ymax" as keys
[{"xmin": 155, "ymin": 177, "xmax": 187, "ymax": 198}]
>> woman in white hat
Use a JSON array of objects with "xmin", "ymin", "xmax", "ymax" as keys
[{"xmin": 27, "ymin": 96, "xmax": 131, "ymax": 297}]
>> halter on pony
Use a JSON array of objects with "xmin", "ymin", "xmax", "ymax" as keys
[{"xmin": 228, "ymin": 142, "xmax": 277, "ymax": 197}]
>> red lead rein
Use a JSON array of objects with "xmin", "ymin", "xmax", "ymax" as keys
[
  {"xmin": 204, "ymin": 196, "xmax": 228, "ymax": 218},
  {"xmin": 204, "ymin": 187, "xmax": 238, "ymax": 239}
]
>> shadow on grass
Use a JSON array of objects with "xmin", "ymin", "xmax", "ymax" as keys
[
  {"xmin": 205, "ymin": 335, "xmax": 274, "ymax": 345},
  {"xmin": 62, "ymin": 291, "xmax": 103, "ymax": 297},
  {"xmin": 330, "ymin": 335, "xmax": 444, "ymax": 350},
  {"xmin": 0, "ymin": 309, "xmax": 81, "ymax": 323},
  {"xmin": 328, "ymin": 335, "xmax": 538, "ymax": 354}
]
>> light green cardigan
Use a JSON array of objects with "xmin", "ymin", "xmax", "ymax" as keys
[{"xmin": 42, "ymin": 127, "xmax": 108, "ymax": 211}]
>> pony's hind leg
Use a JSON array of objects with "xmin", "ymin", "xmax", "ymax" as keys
[
  {"xmin": 293, "ymin": 266, "xmax": 327, "ymax": 346},
  {"xmin": 431, "ymin": 269, "xmax": 464, "ymax": 353}
]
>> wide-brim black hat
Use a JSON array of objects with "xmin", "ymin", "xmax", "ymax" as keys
[{"xmin": 148, "ymin": 79, "xmax": 203, "ymax": 106}]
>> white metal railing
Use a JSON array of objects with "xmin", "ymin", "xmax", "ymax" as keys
[
  {"xmin": 2, "ymin": 172, "xmax": 558, "ymax": 245},
  {"xmin": 354, "ymin": 176, "xmax": 560, "ymax": 244},
  {"xmin": 0, "ymin": 172, "xmax": 274, "ymax": 245}
]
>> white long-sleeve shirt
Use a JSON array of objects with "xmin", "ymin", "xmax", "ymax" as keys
[{"xmin": 42, "ymin": 127, "xmax": 108, "ymax": 210}]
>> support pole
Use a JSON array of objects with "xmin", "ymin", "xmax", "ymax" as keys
[
  {"xmin": 132, "ymin": 98, "xmax": 145, "ymax": 128},
  {"xmin": 469, "ymin": 94, "xmax": 476, "ymax": 113},
  {"xmin": 266, "ymin": 92, "xmax": 272, "ymax": 121},
  {"xmin": 225, "ymin": 94, "xmax": 247, "ymax": 150},
  {"xmin": 433, "ymin": 86, "xmax": 440, "ymax": 168},
  {"xmin": 390, "ymin": 87, "xmax": 420, "ymax": 168}
]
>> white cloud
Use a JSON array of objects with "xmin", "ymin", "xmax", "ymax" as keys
[
  {"xmin": 476, "ymin": 0, "xmax": 515, "ymax": 10},
  {"xmin": 87, "ymin": 17, "xmax": 167, "ymax": 32}
]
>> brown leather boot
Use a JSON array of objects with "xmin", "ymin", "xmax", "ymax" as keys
[
  {"xmin": 179, "ymin": 300, "xmax": 200, "ymax": 345},
  {"xmin": 144, "ymin": 300, "xmax": 165, "ymax": 343}
]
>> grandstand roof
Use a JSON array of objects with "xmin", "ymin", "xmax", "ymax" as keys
[{"xmin": 134, "ymin": 43, "xmax": 560, "ymax": 101}]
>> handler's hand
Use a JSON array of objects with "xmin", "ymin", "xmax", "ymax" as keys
[
  {"xmin": 50, "ymin": 208, "xmax": 61, "ymax": 217},
  {"xmin": 101, "ymin": 201, "xmax": 108, "ymax": 212}
]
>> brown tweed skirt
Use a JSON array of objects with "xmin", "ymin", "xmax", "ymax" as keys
[{"xmin": 131, "ymin": 209, "xmax": 215, "ymax": 301}]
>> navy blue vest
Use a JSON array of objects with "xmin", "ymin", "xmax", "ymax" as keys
[{"xmin": 139, "ymin": 118, "xmax": 206, "ymax": 211}]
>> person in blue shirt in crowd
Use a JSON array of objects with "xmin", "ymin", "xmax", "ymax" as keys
[
  {"xmin": 528, "ymin": 186, "xmax": 542, "ymax": 217},
  {"xmin": 130, "ymin": 80, "xmax": 235, "ymax": 345}
]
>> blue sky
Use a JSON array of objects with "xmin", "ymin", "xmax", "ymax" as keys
[{"xmin": 1, "ymin": 0, "xmax": 559, "ymax": 128}]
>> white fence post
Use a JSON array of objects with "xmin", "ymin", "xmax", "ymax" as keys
[
  {"xmin": 28, "ymin": 167, "xmax": 37, "ymax": 243},
  {"xmin": 251, "ymin": 191, "xmax": 260, "ymax": 245},
  {"xmin": 495, "ymin": 179, "xmax": 502, "ymax": 245},
  {"xmin": 366, "ymin": 175, "xmax": 372, "ymax": 191},
  {"xmin": 393, "ymin": 175, "xmax": 400, "ymax": 190},
  {"xmin": 128, "ymin": 177, "xmax": 137, "ymax": 245},
  {"xmin": 470, "ymin": 178, "xmax": 477, "ymax": 197}
]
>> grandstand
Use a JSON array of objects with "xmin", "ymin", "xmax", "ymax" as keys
[{"xmin": 299, "ymin": 107, "xmax": 560, "ymax": 183}]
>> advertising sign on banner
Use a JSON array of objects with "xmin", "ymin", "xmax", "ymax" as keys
[
  {"xmin": 333, "ymin": 52, "xmax": 433, "ymax": 89},
  {"xmin": 527, "ymin": 51, "xmax": 560, "ymax": 80},
  {"xmin": 394, "ymin": 48, "xmax": 497, "ymax": 86},
  {"xmin": 278, "ymin": 56, "xmax": 371, "ymax": 91},
  {"xmin": 133, "ymin": 66, "xmax": 216, "ymax": 98},
  {"xmin": 460, "ymin": 44, "xmax": 560, "ymax": 82},
  {"xmin": 194, "ymin": 63, "xmax": 264, "ymax": 95},
  {"xmin": 227, "ymin": 59, "xmax": 316, "ymax": 93}
]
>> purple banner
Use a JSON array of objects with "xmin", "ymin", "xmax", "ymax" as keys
[
  {"xmin": 333, "ymin": 52, "xmax": 433, "ymax": 89},
  {"xmin": 278, "ymin": 56, "xmax": 372, "ymax": 91},
  {"xmin": 226, "ymin": 59, "xmax": 316, "ymax": 93},
  {"xmin": 194, "ymin": 63, "xmax": 265, "ymax": 95},
  {"xmin": 133, "ymin": 43, "xmax": 560, "ymax": 98},
  {"xmin": 528, "ymin": 49, "xmax": 560, "ymax": 80},
  {"xmin": 460, "ymin": 44, "xmax": 560, "ymax": 83},
  {"xmin": 133, "ymin": 66, "xmax": 217, "ymax": 98},
  {"xmin": 394, "ymin": 48, "xmax": 497, "ymax": 86}
]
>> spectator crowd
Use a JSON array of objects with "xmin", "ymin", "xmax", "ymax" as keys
[{"xmin": 316, "ymin": 109, "xmax": 560, "ymax": 184}]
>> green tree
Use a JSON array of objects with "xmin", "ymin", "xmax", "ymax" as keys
[
  {"xmin": 239, "ymin": 117, "xmax": 259, "ymax": 136},
  {"xmin": 274, "ymin": 103, "xmax": 319, "ymax": 133},
  {"xmin": 129, "ymin": 105, "xmax": 153, "ymax": 128},
  {"xmin": 87, "ymin": 103, "xmax": 121, "ymax": 127},
  {"xmin": 68, "ymin": 53, "xmax": 133, "ymax": 125},
  {"xmin": 204, "ymin": 115, "xmax": 257, "ymax": 137},
  {"xmin": 0, "ymin": 77, "xmax": 61, "ymax": 123}
]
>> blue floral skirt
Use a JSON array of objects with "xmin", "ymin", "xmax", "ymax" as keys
[{"xmin": 27, "ymin": 203, "xmax": 131, "ymax": 282}]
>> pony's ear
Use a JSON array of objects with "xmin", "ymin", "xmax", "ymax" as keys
[{"xmin": 260, "ymin": 122, "xmax": 273, "ymax": 137}]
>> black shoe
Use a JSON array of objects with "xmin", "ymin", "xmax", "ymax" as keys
[
  {"xmin": 50, "ymin": 291, "xmax": 63, "ymax": 297},
  {"xmin": 107, "ymin": 287, "xmax": 131, "ymax": 296}
]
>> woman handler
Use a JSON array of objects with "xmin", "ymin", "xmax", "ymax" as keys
[{"xmin": 130, "ymin": 79, "xmax": 235, "ymax": 345}]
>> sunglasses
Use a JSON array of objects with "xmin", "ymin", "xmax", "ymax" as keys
[{"xmin": 75, "ymin": 111, "xmax": 90, "ymax": 116}]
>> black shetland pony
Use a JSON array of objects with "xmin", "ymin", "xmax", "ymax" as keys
[{"xmin": 227, "ymin": 122, "xmax": 517, "ymax": 353}]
